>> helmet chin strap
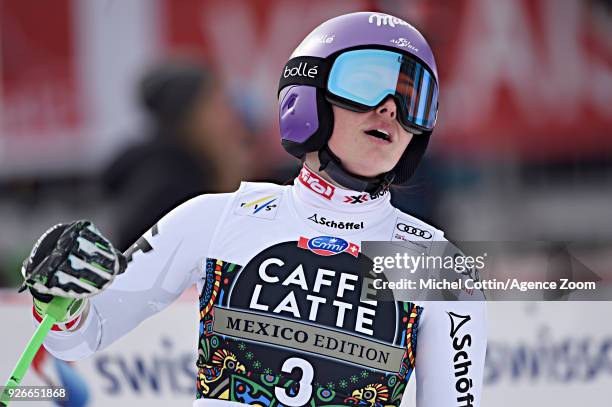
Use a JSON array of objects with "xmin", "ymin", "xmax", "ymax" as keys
[{"xmin": 317, "ymin": 145, "xmax": 395, "ymax": 195}]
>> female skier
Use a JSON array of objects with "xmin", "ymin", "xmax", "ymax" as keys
[{"xmin": 21, "ymin": 12, "xmax": 486, "ymax": 407}]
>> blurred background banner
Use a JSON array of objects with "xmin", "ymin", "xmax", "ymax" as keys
[
  {"xmin": 3, "ymin": 0, "xmax": 612, "ymax": 175},
  {"xmin": 1, "ymin": 0, "xmax": 84, "ymax": 175},
  {"xmin": 1, "ymin": 0, "xmax": 160, "ymax": 177},
  {"xmin": 165, "ymin": 0, "xmax": 612, "ymax": 159},
  {"xmin": 1, "ymin": 0, "xmax": 612, "ymax": 405}
]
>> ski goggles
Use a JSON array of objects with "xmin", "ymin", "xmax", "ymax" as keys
[
  {"xmin": 279, "ymin": 48, "xmax": 438, "ymax": 134},
  {"xmin": 327, "ymin": 49, "xmax": 438, "ymax": 133}
]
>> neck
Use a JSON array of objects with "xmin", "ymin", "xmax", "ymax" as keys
[
  {"xmin": 295, "ymin": 164, "xmax": 391, "ymax": 207},
  {"xmin": 303, "ymin": 156, "xmax": 346, "ymax": 189},
  {"xmin": 306, "ymin": 149, "xmax": 395, "ymax": 195}
]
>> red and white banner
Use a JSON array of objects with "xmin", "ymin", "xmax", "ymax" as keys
[
  {"xmin": 2, "ymin": 0, "xmax": 612, "ymax": 177},
  {"xmin": 1, "ymin": 0, "xmax": 84, "ymax": 172},
  {"xmin": 1, "ymin": 0, "xmax": 82, "ymax": 138}
]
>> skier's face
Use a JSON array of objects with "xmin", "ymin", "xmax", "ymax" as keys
[{"xmin": 327, "ymin": 97, "xmax": 413, "ymax": 178}]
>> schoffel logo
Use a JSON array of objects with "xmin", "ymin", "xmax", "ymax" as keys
[
  {"xmin": 390, "ymin": 38, "xmax": 419, "ymax": 52},
  {"xmin": 308, "ymin": 214, "xmax": 364, "ymax": 230},
  {"xmin": 297, "ymin": 236, "xmax": 359, "ymax": 258},
  {"xmin": 448, "ymin": 312, "xmax": 474, "ymax": 407},
  {"xmin": 299, "ymin": 167, "xmax": 335, "ymax": 199},
  {"xmin": 396, "ymin": 223, "xmax": 433, "ymax": 239},
  {"xmin": 283, "ymin": 62, "xmax": 319, "ymax": 79},
  {"xmin": 368, "ymin": 13, "xmax": 410, "ymax": 28}
]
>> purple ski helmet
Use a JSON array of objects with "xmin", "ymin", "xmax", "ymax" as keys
[{"xmin": 278, "ymin": 11, "xmax": 439, "ymax": 188}]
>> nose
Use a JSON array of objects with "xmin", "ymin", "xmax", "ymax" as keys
[{"xmin": 375, "ymin": 96, "xmax": 397, "ymax": 120}]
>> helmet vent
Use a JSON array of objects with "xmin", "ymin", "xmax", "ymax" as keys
[{"xmin": 287, "ymin": 94, "xmax": 297, "ymax": 110}]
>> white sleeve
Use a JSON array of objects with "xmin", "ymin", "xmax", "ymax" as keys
[
  {"xmin": 415, "ymin": 300, "xmax": 487, "ymax": 407},
  {"xmin": 40, "ymin": 192, "xmax": 232, "ymax": 361}
]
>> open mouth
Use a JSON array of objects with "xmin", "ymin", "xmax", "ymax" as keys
[{"xmin": 364, "ymin": 129, "xmax": 391, "ymax": 142}]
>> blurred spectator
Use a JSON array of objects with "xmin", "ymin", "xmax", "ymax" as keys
[{"xmin": 103, "ymin": 59, "xmax": 252, "ymax": 251}]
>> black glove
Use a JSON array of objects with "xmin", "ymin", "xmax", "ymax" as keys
[{"xmin": 20, "ymin": 220, "xmax": 127, "ymax": 301}]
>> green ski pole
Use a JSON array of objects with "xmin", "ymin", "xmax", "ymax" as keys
[{"xmin": 1, "ymin": 296, "xmax": 72, "ymax": 406}]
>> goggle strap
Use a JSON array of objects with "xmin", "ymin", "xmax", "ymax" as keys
[{"xmin": 278, "ymin": 56, "xmax": 331, "ymax": 95}]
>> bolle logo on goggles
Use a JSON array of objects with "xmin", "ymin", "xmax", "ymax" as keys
[
  {"xmin": 396, "ymin": 222, "xmax": 433, "ymax": 239},
  {"xmin": 283, "ymin": 62, "xmax": 319, "ymax": 79},
  {"xmin": 448, "ymin": 312, "xmax": 475, "ymax": 407},
  {"xmin": 368, "ymin": 13, "xmax": 410, "ymax": 28},
  {"xmin": 297, "ymin": 236, "xmax": 359, "ymax": 258},
  {"xmin": 299, "ymin": 167, "xmax": 335, "ymax": 199}
]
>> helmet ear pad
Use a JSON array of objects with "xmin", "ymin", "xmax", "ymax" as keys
[
  {"xmin": 392, "ymin": 131, "xmax": 431, "ymax": 184},
  {"xmin": 279, "ymin": 85, "xmax": 334, "ymax": 159}
]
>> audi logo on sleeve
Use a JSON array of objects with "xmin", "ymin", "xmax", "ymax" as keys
[{"xmin": 396, "ymin": 222, "xmax": 433, "ymax": 239}]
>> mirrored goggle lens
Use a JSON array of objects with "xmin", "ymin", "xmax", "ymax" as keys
[{"xmin": 327, "ymin": 49, "xmax": 438, "ymax": 130}]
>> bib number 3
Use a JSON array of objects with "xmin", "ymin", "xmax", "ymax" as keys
[{"xmin": 275, "ymin": 358, "xmax": 314, "ymax": 406}]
